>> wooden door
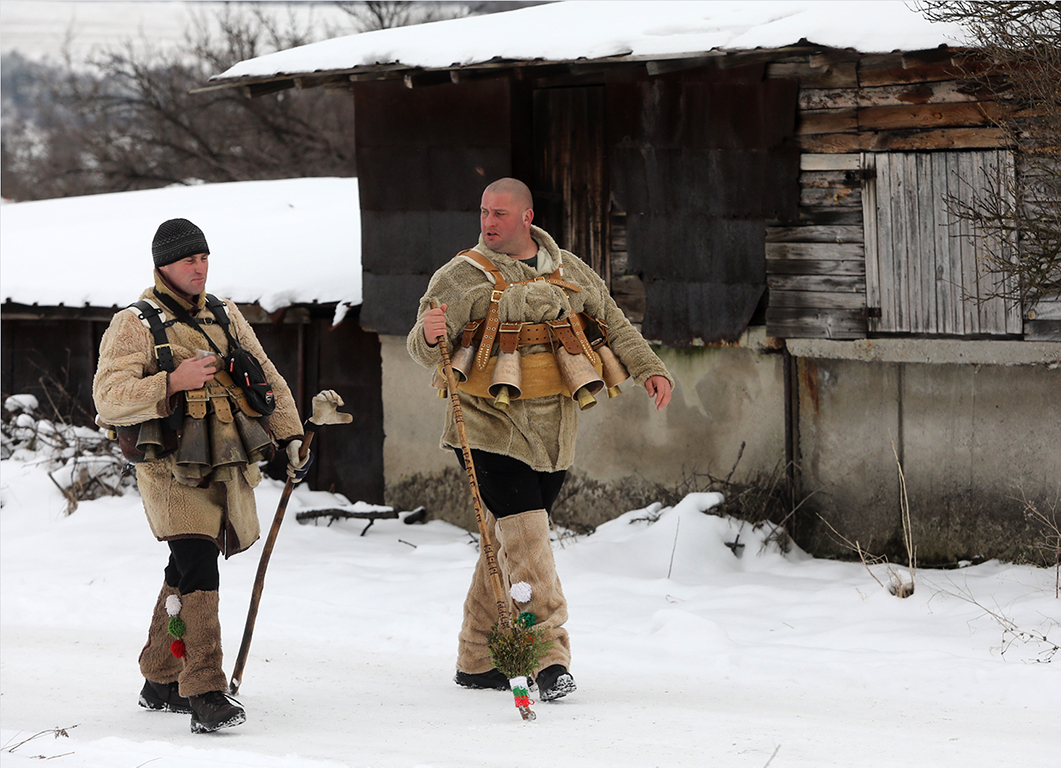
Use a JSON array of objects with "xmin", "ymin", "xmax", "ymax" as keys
[
  {"xmin": 532, "ymin": 86, "xmax": 609, "ymax": 286},
  {"xmin": 863, "ymin": 151, "xmax": 1022, "ymax": 336}
]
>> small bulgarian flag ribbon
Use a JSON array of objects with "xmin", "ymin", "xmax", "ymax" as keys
[
  {"xmin": 166, "ymin": 594, "xmax": 186, "ymax": 659},
  {"xmin": 509, "ymin": 676, "xmax": 534, "ymax": 709}
]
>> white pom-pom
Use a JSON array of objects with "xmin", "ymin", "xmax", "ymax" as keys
[
  {"xmin": 509, "ymin": 581, "xmax": 533, "ymax": 604},
  {"xmin": 165, "ymin": 595, "xmax": 182, "ymax": 616}
]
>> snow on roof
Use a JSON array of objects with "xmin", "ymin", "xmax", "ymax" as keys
[
  {"xmin": 0, "ymin": 177, "xmax": 362, "ymax": 316},
  {"xmin": 211, "ymin": 0, "xmax": 969, "ymax": 84}
]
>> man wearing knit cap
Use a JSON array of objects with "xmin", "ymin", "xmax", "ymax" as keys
[
  {"xmin": 93, "ymin": 218, "xmax": 310, "ymax": 733},
  {"xmin": 408, "ymin": 179, "xmax": 673, "ymax": 701}
]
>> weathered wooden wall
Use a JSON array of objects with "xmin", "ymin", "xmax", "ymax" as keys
[
  {"xmin": 760, "ymin": 48, "xmax": 1044, "ymax": 341},
  {"xmin": 608, "ymin": 65, "xmax": 801, "ymax": 345},
  {"xmin": 353, "ymin": 78, "xmax": 516, "ymax": 337}
]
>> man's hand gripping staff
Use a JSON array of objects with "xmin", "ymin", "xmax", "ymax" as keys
[{"xmin": 229, "ymin": 390, "xmax": 352, "ymax": 695}]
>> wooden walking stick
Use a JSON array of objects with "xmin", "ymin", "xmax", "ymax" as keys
[
  {"xmin": 431, "ymin": 301, "xmax": 544, "ymax": 721},
  {"xmin": 229, "ymin": 390, "xmax": 352, "ymax": 695}
]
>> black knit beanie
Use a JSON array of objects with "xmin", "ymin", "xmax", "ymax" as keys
[{"xmin": 152, "ymin": 218, "xmax": 210, "ymax": 267}]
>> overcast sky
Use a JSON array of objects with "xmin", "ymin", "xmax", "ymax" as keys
[{"xmin": 0, "ymin": 1, "xmax": 354, "ymax": 62}]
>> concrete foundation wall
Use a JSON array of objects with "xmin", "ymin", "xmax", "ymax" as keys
[
  {"xmin": 381, "ymin": 333, "xmax": 1060, "ymax": 563},
  {"xmin": 381, "ymin": 334, "xmax": 786, "ymax": 530},
  {"xmin": 798, "ymin": 357, "xmax": 1061, "ymax": 564}
]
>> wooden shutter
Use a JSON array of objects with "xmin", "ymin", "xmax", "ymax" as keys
[{"xmin": 863, "ymin": 151, "xmax": 1022, "ymax": 336}]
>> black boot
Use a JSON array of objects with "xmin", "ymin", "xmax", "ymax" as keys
[
  {"xmin": 454, "ymin": 668, "xmax": 511, "ymax": 690},
  {"xmin": 536, "ymin": 664, "xmax": 576, "ymax": 701},
  {"xmin": 139, "ymin": 679, "xmax": 193, "ymax": 714},
  {"xmin": 188, "ymin": 690, "xmax": 246, "ymax": 733}
]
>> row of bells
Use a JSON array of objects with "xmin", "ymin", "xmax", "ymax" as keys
[
  {"xmin": 135, "ymin": 409, "xmax": 274, "ymax": 471},
  {"xmin": 440, "ymin": 341, "xmax": 629, "ymax": 412}
]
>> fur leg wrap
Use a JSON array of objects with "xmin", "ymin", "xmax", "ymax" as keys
[
  {"xmin": 496, "ymin": 509, "xmax": 571, "ymax": 674},
  {"xmin": 138, "ymin": 582, "xmax": 184, "ymax": 684},
  {"xmin": 176, "ymin": 590, "xmax": 228, "ymax": 698},
  {"xmin": 456, "ymin": 512, "xmax": 503, "ymax": 675}
]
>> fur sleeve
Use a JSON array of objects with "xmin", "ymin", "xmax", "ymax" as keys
[
  {"xmin": 92, "ymin": 310, "xmax": 171, "ymax": 426},
  {"xmin": 407, "ymin": 258, "xmax": 494, "ymax": 370}
]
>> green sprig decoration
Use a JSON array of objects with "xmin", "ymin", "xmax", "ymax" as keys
[{"xmin": 487, "ymin": 618, "xmax": 553, "ymax": 680}]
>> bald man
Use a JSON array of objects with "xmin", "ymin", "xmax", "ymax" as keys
[{"xmin": 408, "ymin": 178, "xmax": 673, "ymax": 701}]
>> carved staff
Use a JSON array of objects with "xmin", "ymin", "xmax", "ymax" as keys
[
  {"xmin": 431, "ymin": 301, "xmax": 540, "ymax": 721},
  {"xmin": 229, "ymin": 390, "xmax": 352, "ymax": 695}
]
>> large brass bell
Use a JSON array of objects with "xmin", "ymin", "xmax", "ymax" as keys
[
  {"xmin": 449, "ymin": 343, "xmax": 476, "ymax": 383},
  {"xmin": 175, "ymin": 415, "xmax": 211, "ymax": 475},
  {"xmin": 434, "ymin": 342, "xmax": 478, "ymax": 398},
  {"xmin": 209, "ymin": 412, "xmax": 248, "ymax": 469},
  {"xmin": 432, "ymin": 367, "xmax": 448, "ymax": 398},
  {"xmin": 595, "ymin": 343, "xmax": 630, "ymax": 399},
  {"xmin": 555, "ymin": 347, "xmax": 604, "ymax": 410},
  {"xmin": 234, "ymin": 411, "xmax": 275, "ymax": 463},
  {"xmin": 135, "ymin": 419, "xmax": 166, "ymax": 461},
  {"xmin": 489, "ymin": 350, "xmax": 523, "ymax": 411}
]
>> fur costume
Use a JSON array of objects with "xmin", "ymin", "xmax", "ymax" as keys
[
  {"xmin": 93, "ymin": 273, "xmax": 303, "ymax": 556},
  {"xmin": 407, "ymin": 225, "xmax": 673, "ymax": 472}
]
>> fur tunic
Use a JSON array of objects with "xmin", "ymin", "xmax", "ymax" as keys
[
  {"xmin": 93, "ymin": 275, "xmax": 303, "ymax": 556},
  {"xmin": 407, "ymin": 226, "xmax": 673, "ymax": 472}
]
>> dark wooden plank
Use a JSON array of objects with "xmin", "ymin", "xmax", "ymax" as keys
[
  {"xmin": 797, "ymin": 109, "xmax": 858, "ymax": 136},
  {"xmin": 796, "ymin": 208, "xmax": 864, "ymax": 226},
  {"xmin": 858, "ymin": 101, "xmax": 1006, "ymax": 132},
  {"xmin": 768, "ymin": 290, "xmax": 868, "ymax": 309},
  {"xmin": 800, "ymin": 187, "xmax": 862, "ymax": 208},
  {"xmin": 534, "ymin": 86, "xmax": 608, "ymax": 281},
  {"xmin": 767, "ymin": 274, "xmax": 866, "ymax": 293},
  {"xmin": 1024, "ymin": 320, "xmax": 1061, "ymax": 341},
  {"xmin": 765, "ymin": 307, "xmax": 867, "ymax": 339},
  {"xmin": 799, "ymin": 79, "xmax": 998, "ymax": 110},
  {"xmin": 358, "ymin": 273, "xmax": 431, "ymax": 336},
  {"xmin": 642, "ymin": 281, "xmax": 765, "ymax": 345},
  {"xmin": 767, "ymin": 60, "xmax": 858, "ymax": 88},
  {"xmin": 766, "ymin": 242, "xmax": 865, "ymax": 260},
  {"xmin": 765, "ymin": 225, "xmax": 864, "ymax": 243},
  {"xmin": 858, "ymin": 54, "xmax": 992, "ymax": 87},
  {"xmin": 305, "ymin": 312, "xmax": 385, "ymax": 505},
  {"xmin": 799, "ymin": 170, "xmax": 863, "ymax": 189},
  {"xmin": 768, "ymin": 258, "xmax": 864, "ymax": 276},
  {"xmin": 796, "ymin": 127, "xmax": 1008, "ymax": 152}
]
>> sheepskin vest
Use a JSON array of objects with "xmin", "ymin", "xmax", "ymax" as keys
[
  {"xmin": 408, "ymin": 226, "xmax": 673, "ymax": 472},
  {"xmin": 93, "ymin": 275, "xmax": 303, "ymax": 556}
]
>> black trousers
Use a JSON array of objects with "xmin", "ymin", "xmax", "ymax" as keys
[
  {"xmin": 163, "ymin": 538, "xmax": 220, "ymax": 594},
  {"xmin": 453, "ymin": 448, "xmax": 567, "ymax": 518}
]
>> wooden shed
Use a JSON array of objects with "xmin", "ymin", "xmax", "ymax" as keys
[
  {"xmin": 1, "ymin": 179, "xmax": 385, "ymax": 505},
  {"xmin": 201, "ymin": 2, "xmax": 1061, "ymax": 563}
]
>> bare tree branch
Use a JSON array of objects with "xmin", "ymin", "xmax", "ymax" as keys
[{"xmin": 915, "ymin": 2, "xmax": 1061, "ymax": 304}]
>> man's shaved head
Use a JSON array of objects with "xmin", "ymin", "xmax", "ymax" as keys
[
  {"xmin": 480, "ymin": 178, "xmax": 537, "ymax": 259},
  {"xmin": 483, "ymin": 178, "xmax": 533, "ymax": 212}
]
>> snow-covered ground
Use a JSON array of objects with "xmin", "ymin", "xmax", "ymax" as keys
[{"xmin": 2, "ymin": 400, "xmax": 1058, "ymax": 767}]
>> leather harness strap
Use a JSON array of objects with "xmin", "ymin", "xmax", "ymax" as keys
[{"xmin": 458, "ymin": 249, "xmax": 582, "ymax": 371}]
